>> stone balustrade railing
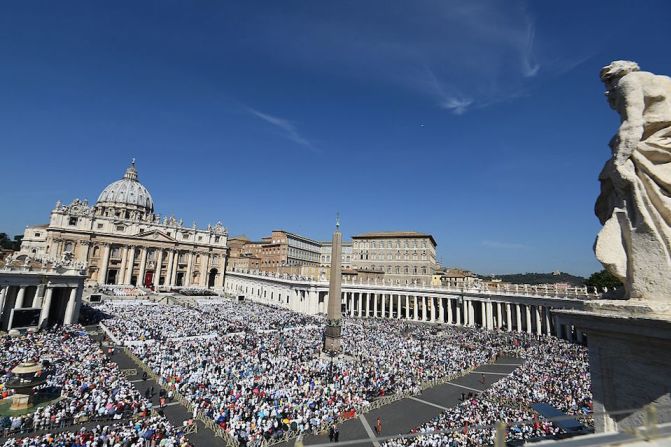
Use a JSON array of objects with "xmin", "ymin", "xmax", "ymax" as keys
[{"xmin": 228, "ymin": 268, "xmax": 608, "ymax": 300}]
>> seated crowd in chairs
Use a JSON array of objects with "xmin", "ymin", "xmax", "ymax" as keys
[{"xmin": 98, "ymin": 285, "xmax": 148, "ymax": 297}]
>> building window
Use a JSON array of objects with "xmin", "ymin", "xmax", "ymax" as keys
[
  {"xmin": 68, "ymin": 217, "xmax": 78, "ymax": 226},
  {"xmin": 97, "ymin": 223, "xmax": 104, "ymax": 229},
  {"xmin": 116, "ymin": 225, "xmax": 125, "ymax": 232},
  {"xmin": 198, "ymin": 236, "xmax": 203, "ymax": 241},
  {"xmin": 35, "ymin": 232, "xmax": 41, "ymax": 237},
  {"xmin": 215, "ymin": 236, "xmax": 220, "ymax": 243}
]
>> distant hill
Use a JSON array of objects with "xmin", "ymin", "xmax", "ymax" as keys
[{"xmin": 479, "ymin": 272, "xmax": 586, "ymax": 286}]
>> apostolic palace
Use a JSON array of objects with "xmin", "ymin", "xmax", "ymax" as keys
[{"xmin": 19, "ymin": 160, "xmax": 229, "ymax": 289}]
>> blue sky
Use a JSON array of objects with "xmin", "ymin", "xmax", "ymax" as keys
[{"xmin": 1, "ymin": 0, "xmax": 670, "ymax": 276}]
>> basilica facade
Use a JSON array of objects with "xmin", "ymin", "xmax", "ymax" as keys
[{"xmin": 20, "ymin": 161, "xmax": 229, "ymax": 289}]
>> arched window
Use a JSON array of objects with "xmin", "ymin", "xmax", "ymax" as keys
[{"xmin": 404, "ymin": 267, "xmax": 409, "ymax": 274}]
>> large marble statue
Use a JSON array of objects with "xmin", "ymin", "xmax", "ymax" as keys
[{"xmin": 595, "ymin": 60, "xmax": 671, "ymax": 301}]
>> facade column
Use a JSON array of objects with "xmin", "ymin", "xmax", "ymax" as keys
[
  {"xmin": 137, "ymin": 247, "xmax": 148, "ymax": 287},
  {"xmin": 185, "ymin": 252, "xmax": 194, "ymax": 286},
  {"xmin": 98, "ymin": 244, "xmax": 111, "ymax": 285},
  {"xmin": 154, "ymin": 250, "xmax": 164, "ymax": 288},
  {"xmin": 118, "ymin": 246, "xmax": 128, "ymax": 285},
  {"xmin": 201, "ymin": 254, "xmax": 211, "ymax": 287},
  {"xmin": 165, "ymin": 250, "xmax": 176, "ymax": 287},
  {"xmin": 64, "ymin": 287, "xmax": 78, "ymax": 325},
  {"xmin": 535, "ymin": 306, "xmax": 542, "ymax": 335},
  {"xmin": 39, "ymin": 287, "xmax": 54, "ymax": 327},
  {"xmin": 506, "ymin": 303, "xmax": 512, "ymax": 332},
  {"xmin": 14, "ymin": 286, "xmax": 26, "ymax": 309},
  {"xmin": 525, "ymin": 305, "xmax": 532, "ymax": 334},
  {"xmin": 125, "ymin": 246, "xmax": 136, "ymax": 284},
  {"xmin": 171, "ymin": 251, "xmax": 180, "ymax": 286},
  {"xmin": 413, "ymin": 295, "xmax": 418, "ymax": 321}
]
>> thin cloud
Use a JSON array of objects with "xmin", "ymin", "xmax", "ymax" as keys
[
  {"xmin": 246, "ymin": 107, "xmax": 318, "ymax": 153},
  {"xmin": 482, "ymin": 240, "xmax": 529, "ymax": 250}
]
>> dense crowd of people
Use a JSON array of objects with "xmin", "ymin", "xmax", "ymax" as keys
[
  {"xmin": 95, "ymin": 299, "xmax": 591, "ymax": 445},
  {"xmin": 0, "ymin": 297, "xmax": 592, "ymax": 447},
  {"xmin": 384, "ymin": 337, "xmax": 590, "ymax": 446},
  {"xmin": 1, "ymin": 416, "xmax": 192, "ymax": 446},
  {"xmin": 0, "ymin": 326, "xmax": 190, "ymax": 446},
  {"xmin": 98, "ymin": 285, "xmax": 147, "ymax": 297}
]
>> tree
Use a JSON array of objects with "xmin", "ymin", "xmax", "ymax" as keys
[
  {"xmin": 0, "ymin": 233, "xmax": 23, "ymax": 251},
  {"xmin": 585, "ymin": 269, "xmax": 622, "ymax": 289}
]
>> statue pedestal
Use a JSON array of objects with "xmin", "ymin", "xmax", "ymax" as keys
[
  {"xmin": 9, "ymin": 394, "xmax": 30, "ymax": 411},
  {"xmin": 556, "ymin": 300, "xmax": 671, "ymax": 433}
]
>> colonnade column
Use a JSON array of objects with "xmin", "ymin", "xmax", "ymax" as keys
[
  {"xmin": 39, "ymin": 287, "xmax": 54, "ymax": 327},
  {"xmin": 0, "ymin": 287, "xmax": 7, "ymax": 316},
  {"xmin": 506, "ymin": 303, "xmax": 512, "ymax": 332},
  {"xmin": 480, "ymin": 301, "xmax": 487, "ymax": 329},
  {"xmin": 14, "ymin": 286, "xmax": 26, "ymax": 309},
  {"xmin": 396, "ymin": 295, "xmax": 402, "ymax": 319},
  {"xmin": 364, "ymin": 293, "xmax": 370, "ymax": 318},
  {"xmin": 350, "ymin": 293, "xmax": 355, "ymax": 317},
  {"xmin": 534, "ymin": 306, "xmax": 542, "ymax": 335},
  {"xmin": 516, "ymin": 304, "xmax": 522, "ymax": 332},
  {"xmin": 404, "ymin": 295, "xmax": 409, "ymax": 319},
  {"xmin": 423, "ymin": 296, "xmax": 429, "ymax": 322},
  {"xmin": 413, "ymin": 295, "xmax": 418, "ymax": 321},
  {"xmin": 358, "ymin": 292, "xmax": 363, "ymax": 317},
  {"xmin": 463, "ymin": 299, "xmax": 469, "ymax": 326},
  {"xmin": 64, "ymin": 287, "xmax": 78, "ymax": 325},
  {"xmin": 469, "ymin": 300, "xmax": 475, "ymax": 327},
  {"xmin": 455, "ymin": 299, "xmax": 462, "ymax": 325},
  {"xmin": 373, "ymin": 293, "xmax": 378, "ymax": 318},
  {"xmin": 544, "ymin": 307, "xmax": 552, "ymax": 335},
  {"xmin": 446, "ymin": 298, "xmax": 452, "ymax": 324},
  {"xmin": 496, "ymin": 302, "xmax": 503, "ymax": 329},
  {"xmin": 525, "ymin": 305, "xmax": 532, "ymax": 334},
  {"xmin": 125, "ymin": 246, "xmax": 136, "ymax": 284},
  {"xmin": 438, "ymin": 297, "xmax": 445, "ymax": 323}
]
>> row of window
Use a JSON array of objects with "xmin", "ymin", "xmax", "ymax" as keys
[
  {"xmin": 353, "ymin": 239, "xmax": 429, "ymax": 249},
  {"xmin": 361, "ymin": 265, "xmax": 429, "ymax": 275},
  {"xmin": 358, "ymin": 253, "xmax": 429, "ymax": 261}
]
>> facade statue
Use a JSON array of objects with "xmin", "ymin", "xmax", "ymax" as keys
[{"xmin": 595, "ymin": 60, "xmax": 671, "ymax": 301}]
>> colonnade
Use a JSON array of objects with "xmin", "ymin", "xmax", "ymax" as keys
[
  {"xmin": 224, "ymin": 271, "xmax": 589, "ymax": 344},
  {"xmin": 0, "ymin": 283, "xmax": 83, "ymax": 330}
]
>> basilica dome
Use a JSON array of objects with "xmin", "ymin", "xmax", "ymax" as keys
[{"xmin": 96, "ymin": 160, "xmax": 154, "ymax": 216}]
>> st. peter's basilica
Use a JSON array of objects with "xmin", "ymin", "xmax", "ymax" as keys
[{"xmin": 19, "ymin": 160, "xmax": 229, "ymax": 289}]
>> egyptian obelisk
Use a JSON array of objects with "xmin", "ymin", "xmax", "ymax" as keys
[{"xmin": 323, "ymin": 215, "xmax": 343, "ymax": 353}]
